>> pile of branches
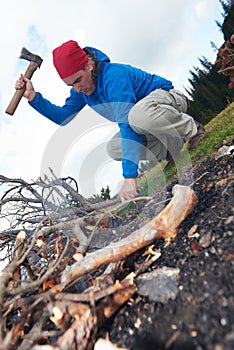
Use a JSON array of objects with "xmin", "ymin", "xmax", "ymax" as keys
[
  {"xmin": 217, "ymin": 33, "xmax": 234, "ymax": 88},
  {"xmin": 0, "ymin": 172, "xmax": 119, "ymax": 258},
  {"xmin": 0, "ymin": 173, "xmax": 197, "ymax": 350}
]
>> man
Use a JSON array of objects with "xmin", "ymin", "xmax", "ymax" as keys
[{"xmin": 15, "ymin": 40, "xmax": 206, "ymax": 202}]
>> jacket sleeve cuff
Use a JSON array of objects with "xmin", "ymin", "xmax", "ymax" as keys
[{"xmin": 122, "ymin": 159, "xmax": 138, "ymax": 178}]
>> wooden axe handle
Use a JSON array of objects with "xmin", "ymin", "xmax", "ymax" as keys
[{"xmin": 5, "ymin": 61, "xmax": 39, "ymax": 115}]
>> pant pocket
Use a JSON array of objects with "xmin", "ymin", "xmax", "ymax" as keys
[
  {"xmin": 168, "ymin": 89, "xmax": 188, "ymax": 112},
  {"xmin": 148, "ymin": 89, "xmax": 174, "ymax": 106}
]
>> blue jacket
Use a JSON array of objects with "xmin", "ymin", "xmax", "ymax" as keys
[{"xmin": 30, "ymin": 47, "xmax": 173, "ymax": 178}]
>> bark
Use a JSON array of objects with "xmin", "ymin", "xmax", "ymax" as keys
[{"xmin": 61, "ymin": 185, "xmax": 197, "ymax": 287}]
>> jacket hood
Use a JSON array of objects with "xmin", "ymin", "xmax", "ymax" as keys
[{"xmin": 85, "ymin": 46, "xmax": 111, "ymax": 64}]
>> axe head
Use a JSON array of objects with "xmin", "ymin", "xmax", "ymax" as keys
[
  {"xmin": 5, "ymin": 47, "xmax": 43, "ymax": 115},
  {"xmin": 20, "ymin": 47, "xmax": 43, "ymax": 67}
]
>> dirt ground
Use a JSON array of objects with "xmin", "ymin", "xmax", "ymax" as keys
[{"xmin": 98, "ymin": 149, "xmax": 234, "ymax": 350}]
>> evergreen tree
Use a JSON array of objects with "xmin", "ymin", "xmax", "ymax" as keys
[
  {"xmin": 221, "ymin": 1, "xmax": 234, "ymax": 40},
  {"xmin": 100, "ymin": 186, "xmax": 111, "ymax": 200},
  {"xmin": 185, "ymin": 1, "xmax": 234, "ymax": 124}
]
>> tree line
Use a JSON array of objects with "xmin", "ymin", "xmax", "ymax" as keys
[{"xmin": 186, "ymin": 0, "xmax": 234, "ymax": 125}]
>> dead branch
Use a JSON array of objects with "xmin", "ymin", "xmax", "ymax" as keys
[
  {"xmin": 0, "ymin": 234, "xmax": 36, "ymax": 304},
  {"xmin": 7, "ymin": 235, "xmax": 70, "ymax": 297},
  {"xmin": 60, "ymin": 185, "xmax": 197, "ymax": 287},
  {"xmin": 217, "ymin": 34, "xmax": 234, "ymax": 88},
  {"xmin": 96, "ymin": 273, "xmax": 137, "ymax": 327},
  {"xmin": 0, "ymin": 173, "xmax": 120, "ymax": 260}
]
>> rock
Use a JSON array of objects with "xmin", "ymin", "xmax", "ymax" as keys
[{"xmin": 135, "ymin": 266, "xmax": 180, "ymax": 303}]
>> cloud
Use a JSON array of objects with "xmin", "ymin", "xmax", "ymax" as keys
[{"xmin": 195, "ymin": 0, "xmax": 220, "ymax": 19}]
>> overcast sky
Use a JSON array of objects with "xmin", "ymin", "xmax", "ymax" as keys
[{"xmin": 0, "ymin": 0, "xmax": 225, "ymax": 198}]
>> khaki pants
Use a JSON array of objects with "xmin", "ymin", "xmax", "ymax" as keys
[{"xmin": 107, "ymin": 88, "xmax": 197, "ymax": 163}]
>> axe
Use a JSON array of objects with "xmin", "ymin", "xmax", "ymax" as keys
[{"xmin": 5, "ymin": 47, "xmax": 43, "ymax": 115}]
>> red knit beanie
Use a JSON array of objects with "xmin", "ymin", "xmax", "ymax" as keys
[{"xmin": 52, "ymin": 40, "xmax": 89, "ymax": 79}]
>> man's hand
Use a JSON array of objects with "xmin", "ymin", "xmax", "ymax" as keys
[
  {"xmin": 118, "ymin": 178, "xmax": 138, "ymax": 202},
  {"xmin": 15, "ymin": 74, "xmax": 36, "ymax": 102}
]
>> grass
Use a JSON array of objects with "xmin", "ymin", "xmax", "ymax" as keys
[
  {"xmin": 136, "ymin": 102, "xmax": 234, "ymax": 196},
  {"xmin": 195, "ymin": 102, "xmax": 234, "ymax": 160}
]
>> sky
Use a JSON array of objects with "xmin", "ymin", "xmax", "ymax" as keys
[{"xmin": 0, "ymin": 0, "xmax": 225, "ymax": 199}]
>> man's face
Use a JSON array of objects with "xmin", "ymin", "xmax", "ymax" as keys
[{"xmin": 63, "ymin": 62, "xmax": 96, "ymax": 96}]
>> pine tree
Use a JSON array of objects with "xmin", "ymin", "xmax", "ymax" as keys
[
  {"xmin": 221, "ymin": 1, "xmax": 234, "ymax": 40},
  {"xmin": 100, "ymin": 186, "xmax": 111, "ymax": 200},
  {"xmin": 185, "ymin": 2, "xmax": 234, "ymax": 124}
]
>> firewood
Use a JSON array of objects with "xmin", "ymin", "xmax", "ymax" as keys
[
  {"xmin": 61, "ymin": 185, "xmax": 197, "ymax": 287},
  {"xmin": 0, "ymin": 183, "xmax": 197, "ymax": 349}
]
